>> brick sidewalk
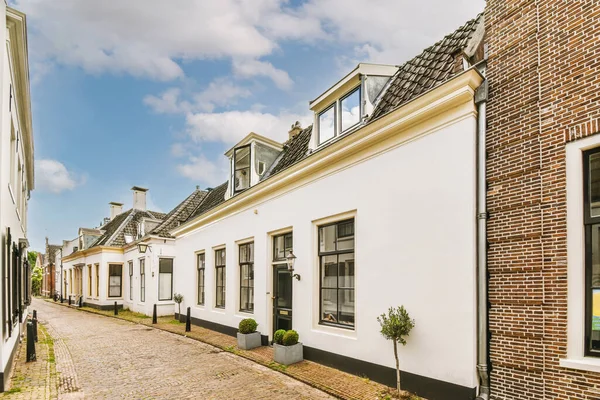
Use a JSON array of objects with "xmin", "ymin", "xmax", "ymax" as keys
[
  {"xmin": 3, "ymin": 322, "xmax": 57, "ymax": 400},
  {"xmin": 48, "ymin": 300, "xmax": 419, "ymax": 400}
]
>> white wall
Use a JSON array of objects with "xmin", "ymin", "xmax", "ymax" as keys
[{"xmin": 174, "ymin": 115, "xmax": 478, "ymax": 389}]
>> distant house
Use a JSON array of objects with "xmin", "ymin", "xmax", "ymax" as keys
[
  {"xmin": 0, "ymin": 5, "xmax": 34, "ymax": 392},
  {"xmin": 41, "ymin": 238, "xmax": 60, "ymax": 298}
]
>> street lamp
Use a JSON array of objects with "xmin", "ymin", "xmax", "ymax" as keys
[
  {"xmin": 137, "ymin": 243, "xmax": 151, "ymax": 253},
  {"xmin": 286, "ymin": 251, "xmax": 300, "ymax": 281}
]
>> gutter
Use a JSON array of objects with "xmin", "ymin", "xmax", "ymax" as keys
[{"xmin": 475, "ymin": 79, "xmax": 490, "ymax": 400}]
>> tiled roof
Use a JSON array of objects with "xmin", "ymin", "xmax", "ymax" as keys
[
  {"xmin": 371, "ymin": 14, "xmax": 483, "ymax": 120},
  {"xmin": 91, "ymin": 209, "xmax": 166, "ymax": 248},
  {"xmin": 151, "ymin": 189, "xmax": 208, "ymax": 238},
  {"xmin": 265, "ymin": 126, "xmax": 312, "ymax": 177},
  {"xmin": 186, "ymin": 182, "xmax": 229, "ymax": 222},
  {"xmin": 180, "ymin": 15, "xmax": 483, "ymax": 230}
]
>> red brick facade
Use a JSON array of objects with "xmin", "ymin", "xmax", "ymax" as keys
[{"xmin": 486, "ymin": 0, "xmax": 600, "ymax": 398}]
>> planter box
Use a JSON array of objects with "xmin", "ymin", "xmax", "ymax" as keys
[
  {"xmin": 237, "ymin": 332, "xmax": 262, "ymax": 350},
  {"xmin": 273, "ymin": 342, "xmax": 303, "ymax": 365}
]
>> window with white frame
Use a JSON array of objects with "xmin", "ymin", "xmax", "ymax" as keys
[
  {"xmin": 139, "ymin": 259, "xmax": 145, "ymax": 302},
  {"xmin": 158, "ymin": 258, "xmax": 173, "ymax": 301},
  {"xmin": 233, "ymin": 145, "xmax": 251, "ymax": 193},
  {"xmin": 128, "ymin": 261, "xmax": 133, "ymax": 301},
  {"xmin": 215, "ymin": 248, "xmax": 226, "ymax": 308},
  {"xmin": 317, "ymin": 86, "xmax": 361, "ymax": 145},
  {"xmin": 9, "ymin": 126, "xmax": 16, "ymax": 194},
  {"xmin": 108, "ymin": 264, "xmax": 122, "ymax": 298},
  {"xmin": 239, "ymin": 242, "xmax": 254, "ymax": 312},
  {"xmin": 318, "ymin": 219, "xmax": 355, "ymax": 328},
  {"xmin": 197, "ymin": 253, "xmax": 205, "ymax": 305},
  {"xmin": 95, "ymin": 264, "xmax": 99, "ymax": 297}
]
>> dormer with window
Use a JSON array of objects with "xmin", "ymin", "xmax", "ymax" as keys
[
  {"xmin": 309, "ymin": 63, "xmax": 398, "ymax": 149},
  {"xmin": 225, "ymin": 132, "xmax": 283, "ymax": 199}
]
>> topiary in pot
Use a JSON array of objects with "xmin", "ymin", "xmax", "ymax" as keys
[
  {"xmin": 237, "ymin": 318, "xmax": 261, "ymax": 350},
  {"xmin": 274, "ymin": 329, "xmax": 303, "ymax": 365},
  {"xmin": 274, "ymin": 329, "xmax": 286, "ymax": 345},
  {"xmin": 238, "ymin": 318, "xmax": 258, "ymax": 334},
  {"xmin": 282, "ymin": 330, "xmax": 299, "ymax": 346}
]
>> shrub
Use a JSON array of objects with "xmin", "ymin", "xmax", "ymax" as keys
[
  {"xmin": 282, "ymin": 330, "xmax": 299, "ymax": 346},
  {"xmin": 238, "ymin": 318, "xmax": 258, "ymax": 334},
  {"xmin": 274, "ymin": 329, "xmax": 286, "ymax": 345}
]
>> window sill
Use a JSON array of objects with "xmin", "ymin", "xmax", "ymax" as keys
[
  {"xmin": 312, "ymin": 323, "xmax": 357, "ymax": 339},
  {"xmin": 560, "ymin": 358, "xmax": 600, "ymax": 373}
]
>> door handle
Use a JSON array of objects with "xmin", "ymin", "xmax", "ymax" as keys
[{"xmin": 271, "ymin": 296, "xmax": 277, "ymax": 300}]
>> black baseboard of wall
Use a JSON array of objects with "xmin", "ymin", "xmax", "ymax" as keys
[
  {"xmin": 303, "ymin": 346, "xmax": 476, "ymax": 400},
  {"xmin": 173, "ymin": 313, "xmax": 475, "ymax": 400},
  {"xmin": 83, "ymin": 302, "xmax": 123, "ymax": 311}
]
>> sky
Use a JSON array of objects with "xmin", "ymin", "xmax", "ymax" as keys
[{"xmin": 12, "ymin": 0, "xmax": 485, "ymax": 252}]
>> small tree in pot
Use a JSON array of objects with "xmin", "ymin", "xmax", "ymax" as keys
[
  {"xmin": 173, "ymin": 293, "xmax": 184, "ymax": 318},
  {"xmin": 237, "ymin": 318, "xmax": 262, "ymax": 350},
  {"xmin": 273, "ymin": 329, "xmax": 303, "ymax": 365},
  {"xmin": 377, "ymin": 306, "xmax": 415, "ymax": 396}
]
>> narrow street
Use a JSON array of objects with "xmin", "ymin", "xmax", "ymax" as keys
[{"xmin": 31, "ymin": 299, "xmax": 332, "ymax": 399}]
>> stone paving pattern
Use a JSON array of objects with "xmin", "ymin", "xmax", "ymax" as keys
[
  {"xmin": 4, "ymin": 322, "xmax": 57, "ymax": 400},
  {"xmin": 4, "ymin": 298, "xmax": 408, "ymax": 399}
]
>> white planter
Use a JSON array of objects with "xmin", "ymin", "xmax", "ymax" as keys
[
  {"xmin": 273, "ymin": 342, "xmax": 303, "ymax": 365},
  {"xmin": 237, "ymin": 332, "xmax": 262, "ymax": 350}
]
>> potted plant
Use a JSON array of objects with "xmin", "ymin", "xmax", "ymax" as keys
[
  {"xmin": 273, "ymin": 329, "xmax": 303, "ymax": 365},
  {"xmin": 173, "ymin": 293, "xmax": 184, "ymax": 319},
  {"xmin": 237, "ymin": 318, "xmax": 262, "ymax": 350},
  {"xmin": 377, "ymin": 306, "xmax": 415, "ymax": 396}
]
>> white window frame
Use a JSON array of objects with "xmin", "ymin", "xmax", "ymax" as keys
[
  {"xmin": 316, "ymin": 86, "xmax": 362, "ymax": 146},
  {"xmin": 562, "ymin": 134, "xmax": 600, "ymax": 372}
]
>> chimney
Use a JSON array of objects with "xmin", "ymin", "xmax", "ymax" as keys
[
  {"xmin": 288, "ymin": 121, "xmax": 302, "ymax": 140},
  {"xmin": 109, "ymin": 202, "xmax": 124, "ymax": 220},
  {"xmin": 131, "ymin": 186, "xmax": 148, "ymax": 211}
]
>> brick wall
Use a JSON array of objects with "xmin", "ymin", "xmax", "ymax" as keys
[{"xmin": 485, "ymin": 0, "xmax": 600, "ymax": 398}]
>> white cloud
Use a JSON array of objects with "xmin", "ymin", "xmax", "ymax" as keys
[
  {"xmin": 177, "ymin": 154, "xmax": 229, "ymax": 186},
  {"xmin": 35, "ymin": 159, "xmax": 83, "ymax": 194},
  {"xmin": 232, "ymin": 59, "xmax": 293, "ymax": 90},
  {"xmin": 185, "ymin": 110, "xmax": 312, "ymax": 144},
  {"xmin": 144, "ymin": 78, "xmax": 252, "ymax": 115}
]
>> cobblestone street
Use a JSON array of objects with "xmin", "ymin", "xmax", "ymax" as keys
[{"xmin": 26, "ymin": 299, "xmax": 332, "ymax": 399}]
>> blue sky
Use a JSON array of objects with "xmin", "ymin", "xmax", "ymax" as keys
[{"xmin": 12, "ymin": 0, "xmax": 484, "ymax": 252}]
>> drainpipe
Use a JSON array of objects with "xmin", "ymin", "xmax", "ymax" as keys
[{"xmin": 475, "ymin": 79, "xmax": 490, "ymax": 400}]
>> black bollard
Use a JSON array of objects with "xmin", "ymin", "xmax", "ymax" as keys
[
  {"xmin": 114, "ymin": 301, "xmax": 118, "ymax": 316},
  {"xmin": 68, "ymin": 295, "xmax": 72, "ymax": 305},
  {"xmin": 60, "ymin": 295, "xmax": 63, "ymax": 303},
  {"xmin": 152, "ymin": 304, "xmax": 157, "ymax": 324},
  {"xmin": 79, "ymin": 297, "xmax": 83, "ymax": 307},
  {"xmin": 26, "ymin": 321, "xmax": 36, "ymax": 362},
  {"xmin": 32, "ymin": 313, "xmax": 38, "ymax": 343},
  {"xmin": 33, "ymin": 310, "xmax": 37, "ymax": 319},
  {"xmin": 185, "ymin": 307, "xmax": 191, "ymax": 332}
]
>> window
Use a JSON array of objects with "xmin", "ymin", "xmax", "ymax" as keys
[
  {"xmin": 234, "ymin": 145, "xmax": 251, "ymax": 193},
  {"xmin": 215, "ymin": 248, "xmax": 226, "ymax": 308},
  {"xmin": 318, "ymin": 105, "xmax": 335, "ymax": 144},
  {"xmin": 584, "ymin": 149, "xmax": 600, "ymax": 356},
  {"xmin": 197, "ymin": 253, "xmax": 205, "ymax": 305},
  {"xmin": 9, "ymin": 125, "xmax": 16, "ymax": 194},
  {"xmin": 318, "ymin": 86, "xmax": 361, "ymax": 145},
  {"xmin": 95, "ymin": 264, "xmax": 99, "ymax": 297},
  {"xmin": 140, "ymin": 259, "xmax": 145, "ymax": 302},
  {"xmin": 158, "ymin": 258, "xmax": 173, "ymax": 301},
  {"xmin": 340, "ymin": 87, "xmax": 361, "ymax": 132},
  {"xmin": 273, "ymin": 232, "xmax": 293, "ymax": 261},
  {"xmin": 108, "ymin": 264, "xmax": 122, "ymax": 298},
  {"xmin": 319, "ymin": 219, "xmax": 355, "ymax": 328},
  {"xmin": 239, "ymin": 242, "xmax": 254, "ymax": 312},
  {"xmin": 88, "ymin": 265, "xmax": 92, "ymax": 296},
  {"xmin": 128, "ymin": 261, "xmax": 133, "ymax": 301}
]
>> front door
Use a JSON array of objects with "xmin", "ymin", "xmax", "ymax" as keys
[{"xmin": 273, "ymin": 265, "xmax": 293, "ymax": 335}]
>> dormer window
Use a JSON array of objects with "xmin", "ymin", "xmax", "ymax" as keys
[
  {"xmin": 317, "ymin": 86, "xmax": 362, "ymax": 145},
  {"xmin": 233, "ymin": 145, "xmax": 251, "ymax": 193},
  {"xmin": 310, "ymin": 63, "xmax": 399, "ymax": 148}
]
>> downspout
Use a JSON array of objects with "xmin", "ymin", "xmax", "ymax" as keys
[{"xmin": 475, "ymin": 79, "xmax": 490, "ymax": 400}]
